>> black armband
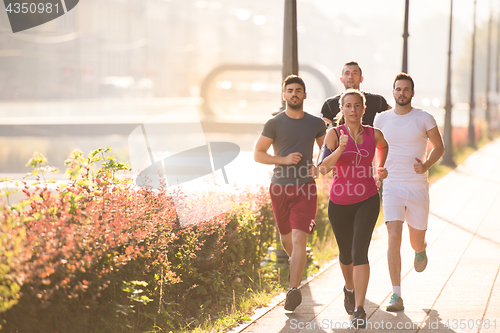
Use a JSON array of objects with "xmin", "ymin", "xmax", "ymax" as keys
[{"xmin": 317, "ymin": 144, "xmax": 334, "ymax": 166}]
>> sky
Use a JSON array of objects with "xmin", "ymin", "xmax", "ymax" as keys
[
  {"xmin": 293, "ymin": 0, "xmax": 499, "ymax": 113},
  {"xmin": 308, "ymin": 0, "xmax": 494, "ymax": 30}
]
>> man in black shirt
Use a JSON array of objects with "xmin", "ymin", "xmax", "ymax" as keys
[{"xmin": 321, "ymin": 61, "xmax": 391, "ymax": 127}]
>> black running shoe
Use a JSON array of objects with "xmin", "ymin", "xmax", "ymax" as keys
[
  {"xmin": 284, "ymin": 287, "xmax": 302, "ymax": 311},
  {"xmin": 351, "ymin": 306, "xmax": 366, "ymax": 329},
  {"xmin": 343, "ymin": 286, "xmax": 355, "ymax": 314}
]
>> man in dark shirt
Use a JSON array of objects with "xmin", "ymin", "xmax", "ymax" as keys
[
  {"xmin": 254, "ymin": 75, "xmax": 326, "ymax": 311},
  {"xmin": 321, "ymin": 61, "xmax": 391, "ymax": 127}
]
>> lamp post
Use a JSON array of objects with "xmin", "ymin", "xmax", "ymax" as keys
[
  {"xmin": 496, "ymin": 0, "xmax": 500, "ymax": 129},
  {"xmin": 442, "ymin": 0, "xmax": 456, "ymax": 167},
  {"xmin": 270, "ymin": 0, "xmax": 299, "ymax": 266},
  {"xmin": 485, "ymin": 0, "xmax": 493, "ymax": 139},
  {"xmin": 468, "ymin": 0, "xmax": 478, "ymax": 148},
  {"xmin": 273, "ymin": 0, "xmax": 298, "ymax": 116},
  {"xmin": 497, "ymin": 0, "xmax": 500, "ymax": 93},
  {"xmin": 402, "ymin": 0, "xmax": 410, "ymax": 73}
]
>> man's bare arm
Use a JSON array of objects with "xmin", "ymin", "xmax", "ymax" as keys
[
  {"xmin": 414, "ymin": 126, "xmax": 445, "ymax": 174},
  {"xmin": 254, "ymin": 135, "xmax": 302, "ymax": 166}
]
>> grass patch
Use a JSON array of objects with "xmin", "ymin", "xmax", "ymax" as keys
[
  {"xmin": 192, "ymin": 286, "xmax": 282, "ymax": 333},
  {"xmin": 310, "ymin": 224, "xmax": 338, "ymax": 265},
  {"xmin": 190, "ymin": 266, "xmax": 284, "ymax": 333}
]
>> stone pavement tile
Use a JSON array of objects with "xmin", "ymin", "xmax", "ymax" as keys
[
  {"xmin": 364, "ymin": 225, "xmax": 394, "ymax": 300},
  {"xmin": 459, "ymin": 143, "xmax": 500, "ymax": 176},
  {"xmin": 430, "ymin": 173, "xmax": 481, "ymax": 222},
  {"xmin": 429, "ymin": 172, "xmax": 466, "ymax": 210},
  {"xmin": 315, "ymin": 297, "xmax": 405, "ymax": 331},
  {"xmin": 440, "ymin": 181, "xmax": 497, "ymax": 232},
  {"xmin": 481, "ymin": 267, "xmax": 500, "ymax": 333},
  {"xmin": 365, "ymin": 259, "xmax": 392, "ymax": 303},
  {"xmin": 426, "ymin": 213, "xmax": 454, "ymax": 246},
  {"xmin": 430, "ymin": 140, "xmax": 500, "ymax": 224},
  {"xmin": 469, "ymin": 198, "xmax": 500, "ymax": 333},
  {"xmin": 425, "ymin": 243, "xmax": 500, "ymax": 331},
  {"xmin": 476, "ymin": 188, "xmax": 500, "ymax": 245},
  {"xmin": 304, "ymin": 269, "xmax": 344, "ymax": 304},
  {"xmin": 242, "ymin": 309, "xmax": 318, "ymax": 333},
  {"xmin": 296, "ymin": 289, "xmax": 337, "ymax": 312},
  {"xmin": 419, "ymin": 309, "xmax": 459, "ymax": 332},
  {"xmin": 286, "ymin": 319, "xmax": 331, "ymax": 332},
  {"xmin": 309, "ymin": 286, "xmax": 351, "ymax": 329},
  {"xmin": 400, "ymin": 223, "xmax": 471, "ymax": 298},
  {"xmin": 312, "ymin": 312, "xmax": 352, "ymax": 332},
  {"xmin": 420, "ymin": 319, "xmax": 483, "ymax": 333},
  {"xmin": 365, "ymin": 309, "xmax": 422, "ymax": 333},
  {"xmin": 302, "ymin": 274, "xmax": 343, "ymax": 305}
]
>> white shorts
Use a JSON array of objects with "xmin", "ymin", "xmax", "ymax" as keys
[{"xmin": 382, "ymin": 180, "xmax": 429, "ymax": 231}]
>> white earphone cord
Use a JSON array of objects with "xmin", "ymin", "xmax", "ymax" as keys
[{"xmin": 345, "ymin": 124, "xmax": 369, "ymax": 167}]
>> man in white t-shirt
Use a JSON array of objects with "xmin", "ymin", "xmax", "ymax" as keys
[{"xmin": 373, "ymin": 73, "xmax": 444, "ymax": 312}]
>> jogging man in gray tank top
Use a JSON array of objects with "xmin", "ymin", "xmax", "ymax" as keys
[{"xmin": 254, "ymin": 75, "xmax": 326, "ymax": 311}]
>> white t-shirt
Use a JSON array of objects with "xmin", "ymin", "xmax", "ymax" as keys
[{"xmin": 374, "ymin": 107, "xmax": 437, "ymax": 182}]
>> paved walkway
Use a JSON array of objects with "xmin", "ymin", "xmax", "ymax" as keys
[{"xmin": 232, "ymin": 138, "xmax": 500, "ymax": 333}]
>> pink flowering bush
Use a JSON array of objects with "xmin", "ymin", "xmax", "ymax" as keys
[{"xmin": 0, "ymin": 148, "xmax": 276, "ymax": 332}]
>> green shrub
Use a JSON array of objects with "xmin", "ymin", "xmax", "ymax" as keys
[
  {"xmin": 0, "ymin": 149, "xmax": 277, "ymax": 332},
  {"xmin": 0, "ymin": 206, "xmax": 27, "ymax": 317}
]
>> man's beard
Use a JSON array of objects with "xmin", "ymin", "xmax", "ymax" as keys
[
  {"xmin": 287, "ymin": 99, "xmax": 303, "ymax": 109},
  {"xmin": 395, "ymin": 97, "xmax": 411, "ymax": 106},
  {"xmin": 344, "ymin": 83, "xmax": 359, "ymax": 90}
]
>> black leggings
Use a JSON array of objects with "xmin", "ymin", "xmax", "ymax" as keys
[{"xmin": 328, "ymin": 194, "xmax": 380, "ymax": 266}]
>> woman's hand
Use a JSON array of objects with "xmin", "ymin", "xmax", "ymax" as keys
[
  {"xmin": 375, "ymin": 167, "xmax": 388, "ymax": 188},
  {"xmin": 338, "ymin": 129, "xmax": 349, "ymax": 150}
]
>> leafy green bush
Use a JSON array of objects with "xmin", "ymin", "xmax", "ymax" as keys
[{"xmin": 0, "ymin": 204, "xmax": 28, "ymax": 317}]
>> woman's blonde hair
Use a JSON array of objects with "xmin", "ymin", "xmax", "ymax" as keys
[{"xmin": 334, "ymin": 89, "xmax": 366, "ymax": 125}]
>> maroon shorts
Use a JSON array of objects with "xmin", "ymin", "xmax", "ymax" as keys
[{"xmin": 269, "ymin": 180, "xmax": 318, "ymax": 235}]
